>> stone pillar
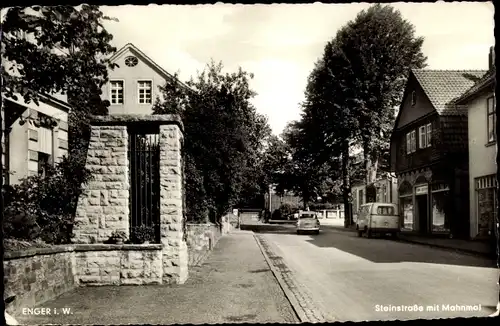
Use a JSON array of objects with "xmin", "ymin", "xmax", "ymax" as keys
[
  {"xmin": 159, "ymin": 124, "xmax": 188, "ymax": 284},
  {"xmin": 73, "ymin": 126, "xmax": 130, "ymax": 244}
]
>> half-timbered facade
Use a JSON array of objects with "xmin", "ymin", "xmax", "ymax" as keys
[{"xmin": 390, "ymin": 69, "xmax": 487, "ymax": 239}]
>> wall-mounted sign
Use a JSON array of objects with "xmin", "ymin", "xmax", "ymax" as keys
[{"xmin": 415, "ymin": 185, "xmax": 428, "ymax": 195}]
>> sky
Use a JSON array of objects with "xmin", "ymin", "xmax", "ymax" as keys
[{"xmin": 100, "ymin": 2, "xmax": 495, "ymax": 135}]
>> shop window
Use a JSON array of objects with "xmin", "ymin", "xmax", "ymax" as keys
[
  {"xmin": 399, "ymin": 181, "xmax": 413, "ymax": 231},
  {"xmin": 477, "ymin": 187, "xmax": 497, "ymax": 237},
  {"xmin": 400, "ymin": 197, "xmax": 414, "ymax": 231},
  {"xmin": 431, "ymin": 190, "xmax": 451, "ymax": 233},
  {"xmin": 475, "ymin": 175, "xmax": 497, "ymax": 237}
]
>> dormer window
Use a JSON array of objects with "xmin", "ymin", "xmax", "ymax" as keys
[{"xmin": 411, "ymin": 91, "xmax": 417, "ymax": 106}]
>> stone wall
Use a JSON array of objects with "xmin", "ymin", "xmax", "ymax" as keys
[
  {"xmin": 4, "ymin": 247, "xmax": 76, "ymax": 314},
  {"xmin": 73, "ymin": 125, "xmax": 130, "ymax": 244},
  {"xmin": 74, "ymin": 245, "xmax": 163, "ymax": 286},
  {"xmin": 159, "ymin": 124, "xmax": 188, "ymax": 284},
  {"xmin": 4, "ymin": 244, "xmax": 165, "ymax": 315},
  {"xmin": 71, "ymin": 115, "xmax": 189, "ymax": 285},
  {"xmin": 186, "ymin": 223, "xmax": 221, "ymax": 266},
  {"xmin": 186, "ymin": 219, "xmax": 233, "ymax": 266}
]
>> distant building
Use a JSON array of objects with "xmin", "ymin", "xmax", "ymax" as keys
[
  {"xmin": 102, "ymin": 43, "xmax": 191, "ymax": 115},
  {"xmin": 265, "ymin": 185, "xmax": 302, "ymax": 212},
  {"xmin": 351, "ymin": 175, "xmax": 398, "ymax": 222}
]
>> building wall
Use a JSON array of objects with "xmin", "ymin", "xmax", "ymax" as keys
[
  {"xmin": 397, "ymin": 165, "xmax": 468, "ymax": 238},
  {"xmin": 102, "ymin": 48, "xmax": 167, "ymax": 115},
  {"xmin": 265, "ymin": 191, "xmax": 302, "ymax": 212},
  {"xmin": 396, "ymin": 76, "xmax": 436, "ymax": 129},
  {"xmin": 467, "ymin": 91, "xmax": 497, "ymax": 238},
  {"xmin": 352, "ymin": 176, "xmax": 398, "ymax": 222},
  {"xmin": 4, "ymin": 98, "xmax": 69, "ymax": 185},
  {"xmin": 352, "ymin": 184, "xmax": 366, "ymax": 219}
]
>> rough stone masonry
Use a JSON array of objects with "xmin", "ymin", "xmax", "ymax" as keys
[{"xmin": 72, "ymin": 114, "xmax": 188, "ymax": 284}]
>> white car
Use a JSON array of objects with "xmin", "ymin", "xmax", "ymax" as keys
[{"xmin": 296, "ymin": 211, "xmax": 320, "ymax": 235}]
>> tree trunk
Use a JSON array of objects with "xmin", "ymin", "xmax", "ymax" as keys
[
  {"xmin": 342, "ymin": 140, "xmax": 352, "ymax": 227},
  {"xmin": 363, "ymin": 140, "xmax": 370, "ymax": 185},
  {"xmin": 302, "ymin": 185, "xmax": 308, "ymax": 210},
  {"xmin": 363, "ymin": 140, "xmax": 381, "ymax": 184}
]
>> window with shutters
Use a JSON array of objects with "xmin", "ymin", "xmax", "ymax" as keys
[
  {"xmin": 418, "ymin": 123, "xmax": 432, "ymax": 148},
  {"xmin": 406, "ymin": 130, "xmax": 416, "ymax": 154}
]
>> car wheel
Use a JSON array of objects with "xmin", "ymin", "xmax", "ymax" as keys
[
  {"xmin": 297, "ymin": 230, "xmax": 301, "ymax": 235},
  {"xmin": 314, "ymin": 230, "xmax": 319, "ymax": 235},
  {"xmin": 357, "ymin": 230, "xmax": 362, "ymax": 237},
  {"xmin": 366, "ymin": 229, "xmax": 372, "ymax": 238},
  {"xmin": 391, "ymin": 232, "xmax": 398, "ymax": 239}
]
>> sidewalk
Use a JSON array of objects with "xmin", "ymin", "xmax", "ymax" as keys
[
  {"xmin": 326, "ymin": 225, "xmax": 494, "ymax": 257},
  {"xmin": 15, "ymin": 230, "xmax": 299, "ymax": 325}
]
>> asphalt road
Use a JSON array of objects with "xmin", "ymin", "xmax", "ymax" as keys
[{"xmin": 249, "ymin": 223, "xmax": 498, "ymax": 322}]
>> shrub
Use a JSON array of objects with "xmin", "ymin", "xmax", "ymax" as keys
[
  {"xmin": 2, "ymin": 155, "xmax": 92, "ymax": 244},
  {"xmin": 130, "ymin": 225, "xmax": 155, "ymax": 244}
]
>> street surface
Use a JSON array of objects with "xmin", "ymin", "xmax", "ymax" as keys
[
  {"xmin": 249, "ymin": 223, "xmax": 498, "ymax": 322},
  {"xmin": 15, "ymin": 231, "xmax": 298, "ymax": 325}
]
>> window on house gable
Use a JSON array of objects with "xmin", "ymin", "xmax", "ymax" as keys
[
  {"xmin": 411, "ymin": 91, "xmax": 417, "ymax": 106},
  {"xmin": 487, "ymin": 96, "xmax": 496, "ymax": 143},
  {"xmin": 110, "ymin": 80, "xmax": 124, "ymax": 105},
  {"xmin": 138, "ymin": 80, "xmax": 152, "ymax": 104}
]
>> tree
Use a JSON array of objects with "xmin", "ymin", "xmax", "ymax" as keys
[
  {"xmin": 1, "ymin": 5, "xmax": 117, "ymax": 183},
  {"xmin": 336, "ymin": 4, "xmax": 427, "ymax": 183},
  {"xmin": 153, "ymin": 61, "xmax": 272, "ymax": 222},
  {"xmin": 299, "ymin": 38, "xmax": 361, "ymax": 226},
  {"xmin": 296, "ymin": 4, "xmax": 427, "ymax": 227},
  {"xmin": 277, "ymin": 120, "xmax": 339, "ymax": 209},
  {"xmin": 1, "ymin": 6, "xmax": 117, "ymax": 226}
]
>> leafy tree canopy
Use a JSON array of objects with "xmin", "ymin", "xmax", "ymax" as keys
[{"xmin": 153, "ymin": 60, "xmax": 272, "ymax": 221}]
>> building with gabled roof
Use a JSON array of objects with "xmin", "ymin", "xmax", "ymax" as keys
[
  {"xmin": 102, "ymin": 43, "xmax": 194, "ymax": 115},
  {"xmin": 389, "ymin": 67, "xmax": 487, "ymax": 239}
]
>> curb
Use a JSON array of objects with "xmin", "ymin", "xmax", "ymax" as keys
[
  {"xmin": 395, "ymin": 238, "xmax": 494, "ymax": 259},
  {"xmin": 327, "ymin": 226, "xmax": 493, "ymax": 258},
  {"xmin": 253, "ymin": 234, "xmax": 306, "ymax": 323},
  {"xmin": 253, "ymin": 234, "xmax": 328, "ymax": 323}
]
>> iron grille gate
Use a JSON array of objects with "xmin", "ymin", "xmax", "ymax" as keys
[{"xmin": 128, "ymin": 126, "xmax": 161, "ymax": 243}]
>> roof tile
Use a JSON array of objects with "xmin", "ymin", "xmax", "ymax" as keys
[{"xmin": 411, "ymin": 69, "xmax": 487, "ymax": 114}]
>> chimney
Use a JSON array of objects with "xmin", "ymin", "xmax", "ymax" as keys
[{"xmin": 489, "ymin": 46, "xmax": 495, "ymax": 70}]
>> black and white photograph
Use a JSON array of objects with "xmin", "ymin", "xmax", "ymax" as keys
[{"xmin": 1, "ymin": 1, "xmax": 498, "ymax": 325}]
